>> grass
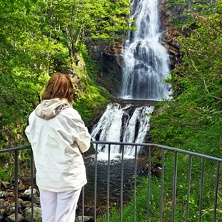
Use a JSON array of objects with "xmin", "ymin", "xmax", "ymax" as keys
[{"xmin": 97, "ymin": 151, "xmax": 222, "ymax": 222}]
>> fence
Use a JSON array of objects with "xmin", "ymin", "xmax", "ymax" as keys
[{"xmin": 0, "ymin": 141, "xmax": 222, "ymax": 222}]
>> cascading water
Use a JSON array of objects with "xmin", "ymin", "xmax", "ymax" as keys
[
  {"xmin": 91, "ymin": 0, "xmax": 171, "ymax": 159},
  {"xmin": 91, "ymin": 103, "xmax": 154, "ymax": 159},
  {"xmin": 121, "ymin": 0, "xmax": 171, "ymax": 99}
]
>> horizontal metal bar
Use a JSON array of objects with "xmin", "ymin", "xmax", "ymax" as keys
[
  {"xmin": 91, "ymin": 141, "xmax": 222, "ymax": 162},
  {"xmin": 2, "ymin": 142, "xmax": 222, "ymax": 163},
  {"xmin": 0, "ymin": 145, "xmax": 31, "ymax": 153}
]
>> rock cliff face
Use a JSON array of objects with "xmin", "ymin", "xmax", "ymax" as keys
[
  {"xmin": 159, "ymin": 0, "xmax": 184, "ymax": 69},
  {"xmin": 89, "ymin": 41, "xmax": 124, "ymax": 96},
  {"xmin": 89, "ymin": 0, "xmax": 185, "ymax": 96}
]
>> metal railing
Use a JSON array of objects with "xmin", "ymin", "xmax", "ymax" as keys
[
  {"xmin": 1, "ymin": 141, "xmax": 222, "ymax": 222},
  {"xmin": 0, "ymin": 145, "xmax": 34, "ymax": 222}
]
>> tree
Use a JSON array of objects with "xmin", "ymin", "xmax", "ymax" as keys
[
  {"xmin": 41, "ymin": 0, "xmax": 131, "ymax": 71},
  {"xmin": 0, "ymin": 0, "xmax": 53, "ymax": 147},
  {"xmin": 0, "ymin": 0, "xmax": 131, "ymax": 148},
  {"xmin": 151, "ymin": 0, "xmax": 222, "ymax": 154}
]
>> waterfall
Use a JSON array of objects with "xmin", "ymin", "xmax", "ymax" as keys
[
  {"xmin": 121, "ymin": 0, "xmax": 171, "ymax": 99},
  {"xmin": 91, "ymin": 0, "xmax": 171, "ymax": 159},
  {"xmin": 91, "ymin": 103, "xmax": 154, "ymax": 159}
]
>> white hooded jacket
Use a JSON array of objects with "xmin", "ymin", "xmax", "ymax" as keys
[{"xmin": 25, "ymin": 98, "xmax": 91, "ymax": 192}]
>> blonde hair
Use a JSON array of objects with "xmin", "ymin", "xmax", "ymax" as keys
[{"xmin": 42, "ymin": 73, "xmax": 74, "ymax": 103}]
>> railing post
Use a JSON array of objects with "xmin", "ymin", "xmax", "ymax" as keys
[
  {"xmin": 30, "ymin": 149, "xmax": 34, "ymax": 221},
  {"xmin": 94, "ymin": 143, "xmax": 98, "ymax": 222},
  {"xmin": 186, "ymin": 155, "xmax": 192, "ymax": 222},
  {"xmin": 82, "ymin": 186, "xmax": 85, "ymax": 221},
  {"xmin": 106, "ymin": 144, "xmax": 111, "ymax": 222},
  {"xmin": 198, "ymin": 158, "xmax": 205, "ymax": 222},
  {"xmin": 14, "ymin": 150, "xmax": 19, "ymax": 222},
  {"xmin": 160, "ymin": 149, "xmax": 165, "ymax": 222},
  {"xmin": 120, "ymin": 144, "xmax": 125, "ymax": 222},
  {"xmin": 133, "ymin": 145, "xmax": 138, "ymax": 222},
  {"xmin": 147, "ymin": 145, "xmax": 152, "ymax": 221},
  {"xmin": 172, "ymin": 151, "xmax": 178, "ymax": 222},
  {"xmin": 81, "ymin": 153, "xmax": 85, "ymax": 221},
  {"xmin": 214, "ymin": 161, "xmax": 220, "ymax": 222}
]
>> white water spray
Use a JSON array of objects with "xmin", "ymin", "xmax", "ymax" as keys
[
  {"xmin": 91, "ymin": 104, "xmax": 154, "ymax": 159},
  {"xmin": 121, "ymin": 0, "xmax": 172, "ymax": 99}
]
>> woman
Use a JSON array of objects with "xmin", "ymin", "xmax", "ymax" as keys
[{"xmin": 25, "ymin": 73, "xmax": 91, "ymax": 222}]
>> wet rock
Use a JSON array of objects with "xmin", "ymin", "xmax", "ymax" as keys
[
  {"xmin": 0, "ymin": 178, "xmax": 43, "ymax": 221},
  {"xmin": 33, "ymin": 195, "xmax": 40, "ymax": 205},
  {"xmin": 22, "ymin": 188, "xmax": 38, "ymax": 200},
  {"xmin": 0, "ymin": 209, "xmax": 5, "ymax": 221},
  {"xmin": 0, "ymin": 181, "xmax": 10, "ymax": 190},
  {"xmin": 24, "ymin": 206, "xmax": 42, "ymax": 222},
  {"xmin": 0, "ymin": 191, "xmax": 6, "ymax": 198},
  {"xmin": 23, "ymin": 188, "xmax": 37, "ymax": 197},
  {"xmin": 76, "ymin": 215, "xmax": 94, "ymax": 222},
  {"xmin": 5, "ymin": 205, "xmax": 15, "ymax": 216},
  {"xmin": 0, "ymin": 198, "xmax": 8, "ymax": 210},
  {"xmin": 18, "ymin": 181, "xmax": 26, "ymax": 192},
  {"xmin": 5, "ymin": 213, "xmax": 24, "ymax": 222},
  {"xmin": 23, "ymin": 200, "xmax": 32, "ymax": 208},
  {"xmin": 0, "ymin": 191, "xmax": 14, "ymax": 199}
]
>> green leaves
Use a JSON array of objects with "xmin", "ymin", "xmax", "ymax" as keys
[
  {"xmin": 151, "ymin": 0, "xmax": 222, "ymax": 153},
  {"xmin": 1, "ymin": 0, "xmax": 131, "ymax": 148}
]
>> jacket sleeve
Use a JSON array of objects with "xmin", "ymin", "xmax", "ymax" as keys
[
  {"xmin": 63, "ymin": 108, "xmax": 91, "ymax": 153},
  {"xmin": 25, "ymin": 125, "xmax": 31, "ymax": 142},
  {"xmin": 73, "ymin": 117, "xmax": 91, "ymax": 153},
  {"xmin": 24, "ymin": 112, "xmax": 34, "ymax": 143}
]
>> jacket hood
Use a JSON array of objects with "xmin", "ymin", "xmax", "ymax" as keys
[{"xmin": 35, "ymin": 98, "xmax": 71, "ymax": 120}]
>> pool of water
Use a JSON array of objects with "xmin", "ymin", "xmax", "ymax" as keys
[{"xmin": 83, "ymin": 158, "xmax": 139, "ymax": 207}]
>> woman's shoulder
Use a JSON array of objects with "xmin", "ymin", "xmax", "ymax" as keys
[
  {"xmin": 60, "ymin": 107, "xmax": 81, "ymax": 120},
  {"xmin": 28, "ymin": 110, "xmax": 36, "ymax": 121}
]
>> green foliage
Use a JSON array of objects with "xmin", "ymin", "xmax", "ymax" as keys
[
  {"xmin": 35, "ymin": 216, "xmax": 42, "ymax": 222},
  {"xmin": 168, "ymin": 0, "xmax": 217, "ymax": 27},
  {"xmin": 86, "ymin": 0, "xmax": 131, "ymax": 41},
  {"xmin": 98, "ymin": 151, "xmax": 222, "ymax": 221},
  {"xmin": 0, "ymin": 0, "xmax": 52, "ymax": 148},
  {"xmin": 149, "ymin": 2, "xmax": 222, "ymax": 221},
  {"xmin": 0, "ymin": 0, "xmax": 129, "ymax": 148},
  {"xmin": 73, "ymin": 85, "xmax": 111, "ymax": 125},
  {"xmin": 97, "ymin": 177, "xmax": 161, "ymax": 222},
  {"xmin": 0, "ymin": 164, "xmax": 13, "ymax": 181},
  {"xmin": 151, "ymin": 0, "xmax": 222, "ymax": 153},
  {"xmin": 71, "ymin": 44, "xmax": 112, "ymax": 124}
]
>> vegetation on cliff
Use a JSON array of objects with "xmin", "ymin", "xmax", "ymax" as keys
[
  {"xmin": 146, "ymin": 1, "xmax": 222, "ymax": 221},
  {"xmin": 151, "ymin": 0, "xmax": 222, "ymax": 156},
  {"xmin": 0, "ymin": 0, "xmax": 131, "ymax": 149}
]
